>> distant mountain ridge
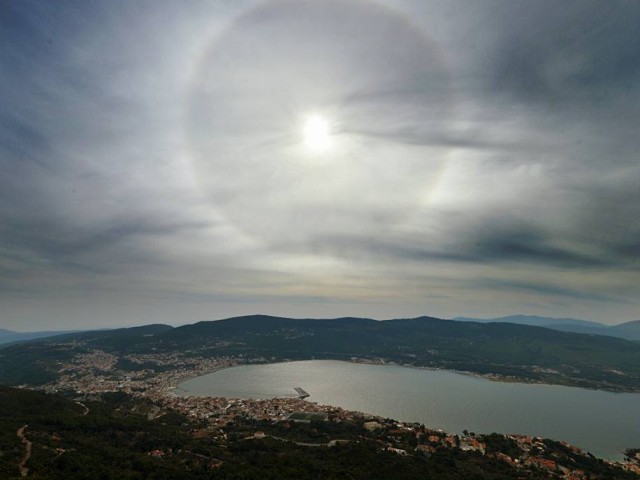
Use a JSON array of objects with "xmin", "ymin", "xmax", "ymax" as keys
[
  {"xmin": 0, "ymin": 328, "xmax": 84, "ymax": 346},
  {"xmin": 4, "ymin": 314, "xmax": 640, "ymax": 391},
  {"xmin": 453, "ymin": 315, "xmax": 640, "ymax": 341}
]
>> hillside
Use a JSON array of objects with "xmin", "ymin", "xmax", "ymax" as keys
[
  {"xmin": 0, "ymin": 329, "xmax": 83, "ymax": 346},
  {"xmin": 2, "ymin": 315, "xmax": 640, "ymax": 391},
  {"xmin": 612, "ymin": 320, "xmax": 640, "ymax": 340},
  {"xmin": 454, "ymin": 315, "xmax": 640, "ymax": 341},
  {"xmin": 454, "ymin": 315, "xmax": 605, "ymax": 329},
  {"xmin": 0, "ymin": 385, "xmax": 637, "ymax": 479}
]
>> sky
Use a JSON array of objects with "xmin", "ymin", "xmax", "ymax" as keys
[{"xmin": 1, "ymin": 0, "xmax": 640, "ymax": 331}]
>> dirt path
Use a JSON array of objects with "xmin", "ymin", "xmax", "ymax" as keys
[
  {"xmin": 75, "ymin": 401, "xmax": 89, "ymax": 416},
  {"xmin": 16, "ymin": 424, "xmax": 32, "ymax": 477}
]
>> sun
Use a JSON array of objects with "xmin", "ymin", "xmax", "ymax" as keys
[{"xmin": 303, "ymin": 114, "xmax": 332, "ymax": 152}]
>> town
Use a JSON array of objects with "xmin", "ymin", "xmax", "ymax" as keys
[{"xmin": 26, "ymin": 344, "xmax": 640, "ymax": 479}]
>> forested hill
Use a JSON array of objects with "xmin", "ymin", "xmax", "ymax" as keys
[
  {"xmin": 3, "ymin": 385, "xmax": 637, "ymax": 479},
  {"xmin": 2, "ymin": 315, "xmax": 640, "ymax": 391},
  {"xmin": 454, "ymin": 315, "xmax": 640, "ymax": 341}
]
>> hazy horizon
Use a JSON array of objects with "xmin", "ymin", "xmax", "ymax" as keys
[
  {"xmin": 2, "ymin": 0, "xmax": 639, "ymax": 330},
  {"xmin": 3, "ymin": 312, "xmax": 640, "ymax": 335}
]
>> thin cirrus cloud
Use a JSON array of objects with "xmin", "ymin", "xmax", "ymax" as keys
[{"xmin": 0, "ymin": 0, "xmax": 639, "ymax": 330}]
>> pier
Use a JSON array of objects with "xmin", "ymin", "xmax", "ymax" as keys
[{"xmin": 293, "ymin": 387, "xmax": 309, "ymax": 399}]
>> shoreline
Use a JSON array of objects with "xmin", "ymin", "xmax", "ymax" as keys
[
  {"xmin": 167, "ymin": 358, "xmax": 639, "ymax": 462},
  {"xmin": 347, "ymin": 357, "xmax": 640, "ymax": 393},
  {"xmin": 161, "ymin": 363, "xmax": 240, "ymax": 396},
  {"xmin": 344, "ymin": 357, "xmax": 640, "ymax": 394},
  {"xmin": 168, "ymin": 357, "xmax": 640, "ymax": 396}
]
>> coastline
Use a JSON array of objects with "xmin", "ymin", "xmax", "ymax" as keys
[
  {"xmin": 161, "ymin": 362, "xmax": 240, "ymax": 397},
  {"xmin": 169, "ymin": 358, "xmax": 640, "ymax": 461},
  {"xmin": 341, "ymin": 357, "xmax": 640, "ymax": 394},
  {"xmin": 168, "ymin": 356, "xmax": 640, "ymax": 396}
]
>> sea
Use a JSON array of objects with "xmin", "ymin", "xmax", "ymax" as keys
[{"xmin": 177, "ymin": 359, "xmax": 640, "ymax": 459}]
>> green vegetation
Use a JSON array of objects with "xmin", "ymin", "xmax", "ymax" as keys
[
  {"xmin": 1, "ymin": 386, "xmax": 635, "ymax": 479},
  {"xmin": 3, "ymin": 315, "xmax": 640, "ymax": 391},
  {"xmin": 287, "ymin": 412, "xmax": 328, "ymax": 422},
  {"xmin": 0, "ymin": 342, "xmax": 80, "ymax": 385}
]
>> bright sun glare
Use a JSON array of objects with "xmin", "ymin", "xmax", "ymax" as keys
[{"xmin": 303, "ymin": 114, "xmax": 332, "ymax": 152}]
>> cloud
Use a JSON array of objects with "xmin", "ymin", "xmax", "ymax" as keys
[
  {"xmin": 475, "ymin": 278, "xmax": 629, "ymax": 305},
  {"xmin": 1, "ymin": 0, "xmax": 639, "ymax": 328},
  {"xmin": 484, "ymin": 1, "xmax": 640, "ymax": 103}
]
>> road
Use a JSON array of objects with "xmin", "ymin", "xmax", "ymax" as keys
[
  {"xmin": 75, "ymin": 400, "xmax": 89, "ymax": 416},
  {"xmin": 16, "ymin": 425, "xmax": 32, "ymax": 477}
]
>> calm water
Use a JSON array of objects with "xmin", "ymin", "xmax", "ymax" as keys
[{"xmin": 178, "ymin": 360, "xmax": 640, "ymax": 459}]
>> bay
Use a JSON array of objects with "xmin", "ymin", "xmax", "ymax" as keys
[{"xmin": 178, "ymin": 360, "xmax": 640, "ymax": 459}]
